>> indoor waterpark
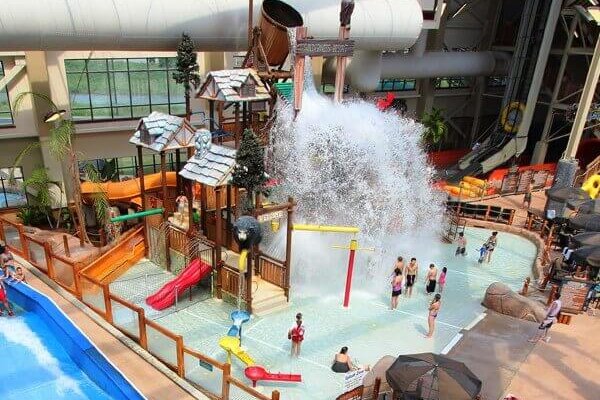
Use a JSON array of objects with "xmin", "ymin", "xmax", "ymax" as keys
[{"xmin": 1, "ymin": 1, "xmax": 600, "ymax": 400}]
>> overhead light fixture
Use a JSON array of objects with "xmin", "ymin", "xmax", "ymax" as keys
[
  {"xmin": 43, "ymin": 109, "xmax": 66, "ymax": 123},
  {"xmin": 451, "ymin": 3, "xmax": 468, "ymax": 19}
]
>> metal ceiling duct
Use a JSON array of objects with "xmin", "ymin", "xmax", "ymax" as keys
[{"xmin": 0, "ymin": 0, "xmax": 423, "ymax": 52}]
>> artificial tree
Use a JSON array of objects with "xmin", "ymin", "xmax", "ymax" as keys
[
  {"xmin": 172, "ymin": 33, "xmax": 201, "ymax": 120},
  {"xmin": 421, "ymin": 107, "xmax": 448, "ymax": 147},
  {"xmin": 231, "ymin": 128, "xmax": 269, "ymax": 212}
]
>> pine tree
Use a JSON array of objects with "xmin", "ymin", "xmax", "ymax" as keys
[
  {"xmin": 172, "ymin": 33, "xmax": 201, "ymax": 120},
  {"xmin": 231, "ymin": 129, "xmax": 268, "ymax": 211}
]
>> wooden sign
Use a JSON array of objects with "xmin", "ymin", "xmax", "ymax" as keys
[
  {"xmin": 560, "ymin": 279, "xmax": 592, "ymax": 313},
  {"xmin": 342, "ymin": 369, "xmax": 368, "ymax": 393},
  {"xmin": 531, "ymin": 170, "xmax": 549, "ymax": 189},
  {"xmin": 501, "ymin": 170, "xmax": 519, "ymax": 194},
  {"xmin": 517, "ymin": 170, "xmax": 533, "ymax": 193},
  {"xmin": 257, "ymin": 209, "xmax": 286, "ymax": 223},
  {"xmin": 296, "ymin": 39, "xmax": 355, "ymax": 57}
]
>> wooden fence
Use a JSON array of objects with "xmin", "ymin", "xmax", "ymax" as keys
[
  {"xmin": 258, "ymin": 252, "xmax": 287, "ymax": 290},
  {"xmin": 1, "ymin": 215, "xmax": 280, "ymax": 400},
  {"xmin": 446, "ymin": 201, "xmax": 516, "ymax": 225}
]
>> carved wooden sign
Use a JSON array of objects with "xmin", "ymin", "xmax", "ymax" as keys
[{"xmin": 296, "ymin": 39, "xmax": 355, "ymax": 57}]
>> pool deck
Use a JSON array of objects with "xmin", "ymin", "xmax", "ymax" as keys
[
  {"xmin": 470, "ymin": 189, "xmax": 547, "ymax": 228},
  {"xmin": 13, "ymin": 258, "xmax": 205, "ymax": 400}
]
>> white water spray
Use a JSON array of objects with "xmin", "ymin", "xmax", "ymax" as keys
[{"xmin": 264, "ymin": 61, "xmax": 445, "ymax": 298}]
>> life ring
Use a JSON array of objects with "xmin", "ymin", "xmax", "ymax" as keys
[{"xmin": 500, "ymin": 102, "xmax": 525, "ymax": 133}]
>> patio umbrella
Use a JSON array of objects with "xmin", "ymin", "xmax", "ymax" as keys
[
  {"xmin": 572, "ymin": 232, "xmax": 600, "ymax": 248},
  {"xmin": 386, "ymin": 353, "xmax": 481, "ymax": 400},
  {"xmin": 569, "ymin": 214, "xmax": 600, "ymax": 232},
  {"xmin": 571, "ymin": 246, "xmax": 600, "ymax": 268},
  {"xmin": 547, "ymin": 187, "xmax": 590, "ymax": 203}
]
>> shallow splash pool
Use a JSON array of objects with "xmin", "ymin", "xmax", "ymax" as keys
[
  {"xmin": 0, "ymin": 282, "xmax": 145, "ymax": 400},
  {"xmin": 122, "ymin": 227, "xmax": 536, "ymax": 399}
]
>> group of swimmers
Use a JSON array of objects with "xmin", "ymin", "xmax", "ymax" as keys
[{"xmin": 0, "ymin": 244, "xmax": 27, "ymax": 317}]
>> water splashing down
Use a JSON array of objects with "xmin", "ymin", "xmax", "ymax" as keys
[{"xmin": 265, "ymin": 60, "xmax": 445, "ymax": 298}]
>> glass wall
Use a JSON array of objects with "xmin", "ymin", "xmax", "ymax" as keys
[
  {"xmin": 65, "ymin": 58, "xmax": 186, "ymax": 121},
  {"xmin": 376, "ymin": 79, "xmax": 417, "ymax": 92},
  {"xmin": 79, "ymin": 154, "xmax": 178, "ymax": 182},
  {"xmin": 435, "ymin": 77, "xmax": 470, "ymax": 89},
  {"xmin": 0, "ymin": 167, "xmax": 27, "ymax": 208},
  {"xmin": 0, "ymin": 62, "xmax": 14, "ymax": 126}
]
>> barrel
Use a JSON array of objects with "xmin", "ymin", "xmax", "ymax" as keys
[{"xmin": 260, "ymin": 0, "xmax": 303, "ymax": 66}]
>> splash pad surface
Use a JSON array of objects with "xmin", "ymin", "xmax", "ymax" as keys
[{"xmin": 113, "ymin": 227, "xmax": 536, "ymax": 399}]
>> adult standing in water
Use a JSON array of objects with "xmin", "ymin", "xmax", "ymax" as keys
[
  {"xmin": 390, "ymin": 268, "xmax": 403, "ymax": 310},
  {"xmin": 425, "ymin": 294, "xmax": 442, "ymax": 338},
  {"xmin": 485, "ymin": 232, "xmax": 498, "ymax": 263},
  {"xmin": 425, "ymin": 263, "xmax": 438, "ymax": 295},
  {"xmin": 393, "ymin": 256, "xmax": 405, "ymax": 276},
  {"xmin": 405, "ymin": 258, "xmax": 418, "ymax": 298}
]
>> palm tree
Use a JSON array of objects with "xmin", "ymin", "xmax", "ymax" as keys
[
  {"xmin": 12, "ymin": 92, "xmax": 90, "ymax": 242},
  {"xmin": 421, "ymin": 107, "xmax": 448, "ymax": 146},
  {"xmin": 20, "ymin": 167, "xmax": 63, "ymax": 228}
]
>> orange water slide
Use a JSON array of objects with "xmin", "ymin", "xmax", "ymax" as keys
[{"xmin": 81, "ymin": 172, "xmax": 178, "ymax": 205}]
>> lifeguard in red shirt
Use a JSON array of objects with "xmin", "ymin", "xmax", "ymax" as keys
[{"xmin": 288, "ymin": 312, "xmax": 305, "ymax": 357}]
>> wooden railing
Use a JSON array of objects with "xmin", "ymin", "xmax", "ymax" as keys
[
  {"xmin": 221, "ymin": 265, "xmax": 248, "ymax": 301},
  {"xmin": 5, "ymin": 214, "xmax": 281, "ymax": 400},
  {"xmin": 168, "ymin": 225, "xmax": 188, "ymax": 255},
  {"xmin": 258, "ymin": 253, "xmax": 286, "ymax": 290},
  {"xmin": 446, "ymin": 201, "xmax": 516, "ymax": 225}
]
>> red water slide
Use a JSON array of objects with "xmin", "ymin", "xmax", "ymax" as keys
[{"xmin": 145, "ymin": 259, "xmax": 212, "ymax": 310}]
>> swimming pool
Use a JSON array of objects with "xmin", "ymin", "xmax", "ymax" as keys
[
  {"xmin": 0, "ymin": 191, "xmax": 26, "ymax": 208},
  {"xmin": 111, "ymin": 227, "xmax": 537, "ymax": 400},
  {"xmin": 1, "ymin": 281, "xmax": 145, "ymax": 400}
]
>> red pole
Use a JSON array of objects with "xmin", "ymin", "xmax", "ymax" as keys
[{"xmin": 343, "ymin": 239, "xmax": 358, "ymax": 307}]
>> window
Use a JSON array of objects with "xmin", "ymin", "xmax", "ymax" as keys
[
  {"xmin": 320, "ymin": 84, "xmax": 350, "ymax": 94},
  {"xmin": 435, "ymin": 77, "xmax": 470, "ymax": 89},
  {"xmin": 376, "ymin": 79, "xmax": 416, "ymax": 92},
  {"xmin": 0, "ymin": 62, "xmax": 14, "ymax": 126},
  {"xmin": 79, "ymin": 154, "xmax": 178, "ymax": 182},
  {"xmin": 488, "ymin": 76, "xmax": 508, "ymax": 88},
  {"xmin": 65, "ymin": 58, "xmax": 186, "ymax": 122},
  {"xmin": 0, "ymin": 167, "xmax": 27, "ymax": 208}
]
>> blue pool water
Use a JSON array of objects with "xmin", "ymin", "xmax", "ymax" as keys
[{"xmin": 1, "ymin": 282, "xmax": 145, "ymax": 400}]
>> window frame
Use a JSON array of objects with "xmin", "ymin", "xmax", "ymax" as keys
[
  {"xmin": 0, "ymin": 167, "xmax": 27, "ymax": 209},
  {"xmin": 65, "ymin": 57, "xmax": 186, "ymax": 123},
  {"xmin": 0, "ymin": 61, "xmax": 15, "ymax": 127},
  {"xmin": 375, "ymin": 78, "xmax": 417, "ymax": 92}
]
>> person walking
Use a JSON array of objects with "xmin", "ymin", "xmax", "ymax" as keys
[
  {"xmin": 438, "ymin": 267, "xmax": 447, "ymax": 293},
  {"xmin": 425, "ymin": 294, "xmax": 441, "ymax": 338},
  {"xmin": 523, "ymin": 182, "xmax": 533, "ymax": 209},
  {"xmin": 485, "ymin": 232, "xmax": 498, "ymax": 263},
  {"xmin": 288, "ymin": 312, "xmax": 305, "ymax": 357},
  {"xmin": 425, "ymin": 264, "xmax": 438, "ymax": 295},
  {"xmin": 455, "ymin": 232, "xmax": 467, "ymax": 256},
  {"xmin": 390, "ymin": 268, "xmax": 403, "ymax": 310},
  {"xmin": 393, "ymin": 256, "xmax": 405, "ymax": 275},
  {"xmin": 405, "ymin": 258, "xmax": 418, "ymax": 298},
  {"xmin": 529, "ymin": 293, "xmax": 562, "ymax": 343}
]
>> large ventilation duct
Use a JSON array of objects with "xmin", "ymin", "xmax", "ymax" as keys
[
  {"xmin": 326, "ymin": 50, "xmax": 511, "ymax": 92},
  {"xmin": 0, "ymin": 0, "xmax": 423, "ymax": 52}
]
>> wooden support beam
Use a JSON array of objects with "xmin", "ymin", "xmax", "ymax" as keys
[{"xmin": 215, "ymin": 186, "xmax": 223, "ymax": 299}]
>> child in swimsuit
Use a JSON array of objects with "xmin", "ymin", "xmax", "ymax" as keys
[
  {"xmin": 425, "ymin": 294, "xmax": 441, "ymax": 338},
  {"xmin": 455, "ymin": 232, "xmax": 466, "ymax": 256},
  {"xmin": 390, "ymin": 268, "xmax": 403, "ymax": 310},
  {"xmin": 438, "ymin": 267, "xmax": 447, "ymax": 293},
  {"xmin": 0, "ymin": 274, "xmax": 14, "ymax": 316}
]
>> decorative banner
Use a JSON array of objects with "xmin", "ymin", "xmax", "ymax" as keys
[
  {"xmin": 296, "ymin": 39, "xmax": 355, "ymax": 57},
  {"xmin": 257, "ymin": 209, "xmax": 286, "ymax": 223}
]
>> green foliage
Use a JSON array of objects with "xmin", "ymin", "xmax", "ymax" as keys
[
  {"xmin": 421, "ymin": 108, "xmax": 448, "ymax": 144},
  {"xmin": 22, "ymin": 167, "xmax": 59, "ymax": 210},
  {"xmin": 231, "ymin": 129, "xmax": 268, "ymax": 209},
  {"xmin": 82, "ymin": 163, "xmax": 111, "ymax": 228},
  {"xmin": 17, "ymin": 205, "xmax": 47, "ymax": 227},
  {"xmin": 9, "ymin": 142, "xmax": 40, "ymax": 185},
  {"xmin": 12, "ymin": 91, "xmax": 58, "ymax": 117},
  {"xmin": 172, "ymin": 33, "xmax": 201, "ymax": 93}
]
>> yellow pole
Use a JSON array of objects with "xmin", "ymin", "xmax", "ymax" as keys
[{"xmin": 292, "ymin": 224, "xmax": 359, "ymax": 234}]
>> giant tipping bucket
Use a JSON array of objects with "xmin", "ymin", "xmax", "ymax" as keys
[{"xmin": 260, "ymin": 0, "xmax": 304, "ymax": 66}]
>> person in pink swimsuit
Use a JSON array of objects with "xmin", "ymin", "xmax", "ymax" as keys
[
  {"xmin": 390, "ymin": 268, "xmax": 403, "ymax": 310},
  {"xmin": 438, "ymin": 267, "xmax": 447, "ymax": 293}
]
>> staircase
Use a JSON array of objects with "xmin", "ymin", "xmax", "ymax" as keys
[{"xmin": 252, "ymin": 277, "xmax": 289, "ymax": 317}]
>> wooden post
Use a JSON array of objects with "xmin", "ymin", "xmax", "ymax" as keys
[
  {"xmin": 271, "ymin": 391, "xmax": 280, "ymax": 400},
  {"xmin": 160, "ymin": 151, "xmax": 168, "ymax": 217},
  {"xmin": 234, "ymin": 187, "xmax": 241, "ymax": 219},
  {"xmin": 63, "ymin": 234, "xmax": 71, "ymax": 258},
  {"xmin": 138, "ymin": 308, "xmax": 148, "ymax": 349},
  {"xmin": 187, "ymin": 147, "xmax": 195, "ymax": 233},
  {"xmin": 293, "ymin": 27, "xmax": 308, "ymax": 115},
  {"xmin": 509, "ymin": 209, "xmax": 516, "ymax": 225},
  {"xmin": 234, "ymin": 102, "xmax": 241, "ymax": 148},
  {"xmin": 333, "ymin": 25, "xmax": 350, "ymax": 103},
  {"xmin": 209, "ymin": 100, "xmax": 216, "ymax": 131},
  {"xmin": 222, "ymin": 363, "xmax": 231, "ymax": 400},
  {"xmin": 43, "ymin": 242, "xmax": 55, "ymax": 279},
  {"xmin": 484, "ymin": 206, "xmax": 491, "ymax": 221},
  {"xmin": 175, "ymin": 148, "xmax": 182, "ymax": 194},
  {"xmin": 137, "ymin": 145, "xmax": 149, "ymax": 257},
  {"xmin": 226, "ymin": 185, "xmax": 232, "ymax": 248},
  {"xmin": 200, "ymin": 185, "xmax": 208, "ymax": 234},
  {"xmin": 246, "ymin": 251, "xmax": 253, "ymax": 314},
  {"xmin": 284, "ymin": 197, "xmax": 294, "ymax": 300},
  {"xmin": 176, "ymin": 335, "xmax": 185, "ymax": 377},
  {"xmin": 372, "ymin": 378, "xmax": 382, "ymax": 400},
  {"xmin": 103, "ymin": 284, "xmax": 113, "ymax": 324},
  {"xmin": 242, "ymin": 102, "xmax": 247, "ymax": 130},
  {"xmin": 215, "ymin": 186, "xmax": 223, "ymax": 299}
]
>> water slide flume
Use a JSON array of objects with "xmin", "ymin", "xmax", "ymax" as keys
[
  {"xmin": 219, "ymin": 336, "xmax": 255, "ymax": 366},
  {"xmin": 244, "ymin": 366, "xmax": 302, "ymax": 388},
  {"xmin": 81, "ymin": 172, "xmax": 177, "ymax": 206}
]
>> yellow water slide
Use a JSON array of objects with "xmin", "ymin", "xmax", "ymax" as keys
[
  {"xmin": 81, "ymin": 172, "xmax": 177, "ymax": 205},
  {"xmin": 219, "ymin": 336, "xmax": 255, "ymax": 366}
]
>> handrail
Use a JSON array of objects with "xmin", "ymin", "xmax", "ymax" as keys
[
  {"xmin": 258, "ymin": 252, "xmax": 285, "ymax": 267},
  {"xmin": 228, "ymin": 375, "xmax": 277, "ymax": 400},
  {"xmin": 145, "ymin": 318, "xmax": 181, "ymax": 341},
  {"xmin": 80, "ymin": 225, "xmax": 144, "ymax": 275}
]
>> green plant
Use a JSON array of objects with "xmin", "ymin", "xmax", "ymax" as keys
[
  {"xmin": 21, "ymin": 167, "xmax": 63, "ymax": 228},
  {"xmin": 12, "ymin": 91, "xmax": 89, "ymax": 242},
  {"xmin": 421, "ymin": 107, "xmax": 448, "ymax": 145},
  {"xmin": 231, "ymin": 129, "xmax": 269, "ymax": 212},
  {"xmin": 82, "ymin": 163, "xmax": 111, "ymax": 230},
  {"xmin": 17, "ymin": 205, "xmax": 47, "ymax": 227},
  {"xmin": 172, "ymin": 33, "xmax": 201, "ymax": 120}
]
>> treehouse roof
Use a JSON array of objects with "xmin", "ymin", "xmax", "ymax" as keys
[
  {"xmin": 196, "ymin": 69, "xmax": 270, "ymax": 102},
  {"xmin": 179, "ymin": 130, "xmax": 237, "ymax": 187},
  {"xmin": 129, "ymin": 112, "xmax": 197, "ymax": 152}
]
